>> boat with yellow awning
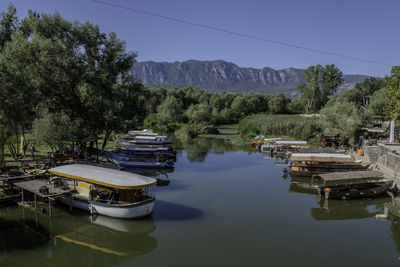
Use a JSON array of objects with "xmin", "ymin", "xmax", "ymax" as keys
[{"xmin": 48, "ymin": 164, "xmax": 157, "ymax": 219}]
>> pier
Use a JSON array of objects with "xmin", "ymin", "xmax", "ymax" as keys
[{"xmin": 14, "ymin": 179, "xmax": 74, "ymax": 216}]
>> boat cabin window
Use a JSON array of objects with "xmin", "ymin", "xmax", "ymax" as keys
[{"xmin": 119, "ymin": 189, "xmax": 144, "ymax": 202}]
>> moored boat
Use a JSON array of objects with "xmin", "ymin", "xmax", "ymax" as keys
[
  {"xmin": 289, "ymin": 153, "xmax": 369, "ymax": 176},
  {"xmin": 313, "ymin": 170, "xmax": 393, "ymax": 200},
  {"xmin": 49, "ymin": 164, "xmax": 157, "ymax": 219},
  {"xmin": 273, "ymin": 140, "xmax": 307, "ymax": 155},
  {"xmin": 102, "ymin": 151, "xmax": 175, "ymax": 169},
  {"xmin": 129, "ymin": 135, "xmax": 172, "ymax": 146}
]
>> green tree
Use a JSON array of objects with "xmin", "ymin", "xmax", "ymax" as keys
[
  {"xmin": 384, "ymin": 66, "xmax": 400, "ymax": 120},
  {"xmin": 0, "ymin": 4, "xmax": 17, "ymax": 51},
  {"xmin": 297, "ymin": 64, "xmax": 343, "ymax": 113},
  {"xmin": 32, "ymin": 108, "xmax": 84, "ymax": 151},
  {"xmin": 320, "ymin": 101, "xmax": 362, "ymax": 145},
  {"xmin": 343, "ymin": 77, "xmax": 384, "ymax": 106},
  {"xmin": 367, "ymin": 89, "xmax": 386, "ymax": 116},
  {"xmin": 157, "ymin": 95, "xmax": 183, "ymax": 125},
  {"xmin": 186, "ymin": 103, "xmax": 212, "ymax": 124},
  {"xmin": 268, "ymin": 93, "xmax": 289, "ymax": 114}
]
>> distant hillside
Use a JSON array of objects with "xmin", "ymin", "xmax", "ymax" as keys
[{"xmin": 131, "ymin": 60, "xmax": 370, "ymax": 97}]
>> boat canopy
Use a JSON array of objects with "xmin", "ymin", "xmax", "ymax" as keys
[
  {"xmin": 134, "ymin": 135, "xmax": 167, "ymax": 140},
  {"xmin": 128, "ymin": 129, "xmax": 158, "ymax": 135},
  {"xmin": 48, "ymin": 164, "xmax": 157, "ymax": 189},
  {"xmin": 312, "ymin": 170, "xmax": 385, "ymax": 186},
  {"xmin": 295, "ymin": 148, "xmax": 345, "ymax": 154},
  {"xmin": 290, "ymin": 153, "xmax": 353, "ymax": 163},
  {"xmin": 264, "ymin": 138, "xmax": 281, "ymax": 141},
  {"xmin": 276, "ymin": 141, "xmax": 307, "ymax": 145}
]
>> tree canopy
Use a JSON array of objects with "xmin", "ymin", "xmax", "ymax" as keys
[
  {"xmin": 384, "ymin": 66, "xmax": 400, "ymax": 120},
  {"xmin": 297, "ymin": 64, "xmax": 343, "ymax": 113}
]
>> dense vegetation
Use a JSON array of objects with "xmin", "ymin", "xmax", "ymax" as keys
[{"xmin": 0, "ymin": 5, "xmax": 399, "ymax": 164}]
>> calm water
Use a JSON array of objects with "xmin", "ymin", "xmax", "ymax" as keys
[{"xmin": 1, "ymin": 137, "xmax": 400, "ymax": 266}]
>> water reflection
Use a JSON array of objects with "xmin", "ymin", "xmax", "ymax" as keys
[
  {"xmin": 153, "ymin": 200, "xmax": 203, "ymax": 221},
  {"xmin": 0, "ymin": 206, "xmax": 157, "ymax": 263},
  {"xmin": 0, "ymin": 217, "xmax": 49, "ymax": 251},
  {"xmin": 172, "ymin": 135, "xmax": 253, "ymax": 163},
  {"xmin": 311, "ymin": 198, "xmax": 388, "ymax": 220},
  {"xmin": 289, "ymin": 175, "xmax": 320, "ymax": 195},
  {"xmin": 382, "ymin": 195, "xmax": 400, "ymax": 256}
]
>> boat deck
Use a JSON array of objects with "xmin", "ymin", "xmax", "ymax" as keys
[{"xmin": 312, "ymin": 170, "xmax": 386, "ymax": 186}]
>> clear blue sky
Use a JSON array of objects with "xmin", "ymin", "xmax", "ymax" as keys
[{"xmin": 2, "ymin": 0, "xmax": 399, "ymax": 77}]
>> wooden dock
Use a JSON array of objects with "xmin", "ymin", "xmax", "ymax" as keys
[
  {"xmin": 14, "ymin": 180, "xmax": 74, "ymax": 198},
  {"xmin": 14, "ymin": 179, "xmax": 75, "ymax": 216}
]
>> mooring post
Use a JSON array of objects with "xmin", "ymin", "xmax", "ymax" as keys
[
  {"xmin": 69, "ymin": 196, "xmax": 72, "ymax": 212},
  {"xmin": 48, "ymin": 198, "xmax": 51, "ymax": 216},
  {"xmin": 21, "ymin": 188, "xmax": 24, "ymax": 204},
  {"xmin": 34, "ymin": 194, "xmax": 37, "ymax": 211}
]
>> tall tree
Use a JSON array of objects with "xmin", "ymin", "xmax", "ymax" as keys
[
  {"xmin": 0, "ymin": 4, "xmax": 18, "ymax": 51},
  {"xmin": 297, "ymin": 64, "xmax": 343, "ymax": 113},
  {"xmin": 0, "ymin": 9, "xmax": 143, "ymax": 155},
  {"xmin": 384, "ymin": 66, "xmax": 400, "ymax": 120}
]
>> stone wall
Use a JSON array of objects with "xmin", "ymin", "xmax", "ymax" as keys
[{"xmin": 376, "ymin": 144, "xmax": 400, "ymax": 182}]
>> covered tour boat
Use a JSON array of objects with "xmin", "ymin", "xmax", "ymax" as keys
[
  {"xmin": 313, "ymin": 170, "xmax": 393, "ymax": 200},
  {"xmin": 289, "ymin": 153, "xmax": 369, "ymax": 176},
  {"xmin": 48, "ymin": 164, "xmax": 157, "ymax": 219}
]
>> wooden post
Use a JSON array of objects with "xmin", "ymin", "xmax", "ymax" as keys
[
  {"xmin": 21, "ymin": 188, "xmax": 24, "ymax": 204},
  {"xmin": 69, "ymin": 196, "xmax": 72, "ymax": 212},
  {"xmin": 48, "ymin": 199, "xmax": 51, "ymax": 216}
]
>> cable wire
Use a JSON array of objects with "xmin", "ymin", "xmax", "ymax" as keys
[{"xmin": 91, "ymin": 0, "xmax": 393, "ymax": 68}]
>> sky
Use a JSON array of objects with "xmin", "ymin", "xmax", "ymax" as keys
[{"xmin": 1, "ymin": 0, "xmax": 399, "ymax": 77}]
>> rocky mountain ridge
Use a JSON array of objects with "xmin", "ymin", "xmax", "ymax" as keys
[{"xmin": 131, "ymin": 60, "xmax": 370, "ymax": 97}]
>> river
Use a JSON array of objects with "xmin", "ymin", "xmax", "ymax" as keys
[{"xmin": 1, "ymin": 136, "xmax": 400, "ymax": 266}]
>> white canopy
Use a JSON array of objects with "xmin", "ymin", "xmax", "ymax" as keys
[
  {"xmin": 49, "ymin": 164, "xmax": 157, "ymax": 189},
  {"xmin": 290, "ymin": 153, "xmax": 353, "ymax": 163},
  {"xmin": 264, "ymin": 138, "xmax": 282, "ymax": 141},
  {"xmin": 276, "ymin": 141, "xmax": 307, "ymax": 145},
  {"xmin": 134, "ymin": 135, "xmax": 166, "ymax": 140}
]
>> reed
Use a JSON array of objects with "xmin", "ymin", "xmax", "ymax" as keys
[{"xmin": 239, "ymin": 114, "xmax": 322, "ymax": 140}]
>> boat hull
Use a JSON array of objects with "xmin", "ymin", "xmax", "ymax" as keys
[
  {"xmin": 104, "ymin": 154, "xmax": 175, "ymax": 168},
  {"xmin": 290, "ymin": 163, "xmax": 369, "ymax": 177},
  {"xmin": 319, "ymin": 181, "xmax": 393, "ymax": 200},
  {"xmin": 90, "ymin": 199, "xmax": 155, "ymax": 219},
  {"xmin": 59, "ymin": 196, "xmax": 155, "ymax": 219},
  {"xmin": 112, "ymin": 159, "xmax": 174, "ymax": 169}
]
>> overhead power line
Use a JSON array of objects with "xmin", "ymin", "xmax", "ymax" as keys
[{"xmin": 91, "ymin": 0, "xmax": 393, "ymax": 68}]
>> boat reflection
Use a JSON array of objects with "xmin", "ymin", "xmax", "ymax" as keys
[
  {"xmin": 289, "ymin": 176, "xmax": 320, "ymax": 195},
  {"xmin": 311, "ymin": 198, "xmax": 389, "ymax": 220},
  {"xmin": 287, "ymin": 175, "xmax": 390, "ymax": 221}
]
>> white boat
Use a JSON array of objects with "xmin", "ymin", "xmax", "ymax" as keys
[
  {"xmin": 49, "ymin": 164, "xmax": 157, "ymax": 219},
  {"xmin": 128, "ymin": 129, "xmax": 159, "ymax": 137},
  {"xmin": 103, "ymin": 152, "xmax": 175, "ymax": 168},
  {"xmin": 260, "ymin": 138, "xmax": 282, "ymax": 152}
]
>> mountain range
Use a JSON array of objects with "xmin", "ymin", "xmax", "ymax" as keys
[{"xmin": 131, "ymin": 60, "xmax": 370, "ymax": 97}]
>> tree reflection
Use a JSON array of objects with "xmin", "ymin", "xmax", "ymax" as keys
[{"xmin": 171, "ymin": 134, "xmax": 253, "ymax": 163}]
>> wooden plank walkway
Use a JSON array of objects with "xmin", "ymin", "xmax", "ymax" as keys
[{"xmin": 14, "ymin": 179, "xmax": 74, "ymax": 198}]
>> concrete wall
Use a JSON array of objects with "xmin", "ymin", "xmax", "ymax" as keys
[{"xmin": 376, "ymin": 144, "xmax": 400, "ymax": 182}]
